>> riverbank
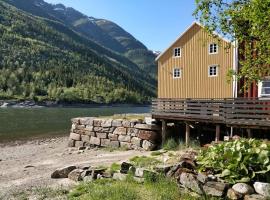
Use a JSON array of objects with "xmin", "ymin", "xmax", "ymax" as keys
[{"xmin": 0, "ymin": 136, "xmax": 151, "ymax": 199}]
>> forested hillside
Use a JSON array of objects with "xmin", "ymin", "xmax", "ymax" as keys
[
  {"xmin": 0, "ymin": 1, "xmax": 156, "ymax": 104},
  {"xmin": 4, "ymin": 0, "xmax": 157, "ymax": 77}
]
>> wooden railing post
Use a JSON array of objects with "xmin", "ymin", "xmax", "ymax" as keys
[
  {"xmin": 185, "ymin": 123, "xmax": 190, "ymax": 147},
  {"xmin": 161, "ymin": 120, "xmax": 167, "ymax": 146},
  {"xmin": 215, "ymin": 124, "xmax": 221, "ymax": 143}
]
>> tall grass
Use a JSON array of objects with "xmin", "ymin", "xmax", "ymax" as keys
[{"xmin": 162, "ymin": 138, "xmax": 200, "ymax": 151}]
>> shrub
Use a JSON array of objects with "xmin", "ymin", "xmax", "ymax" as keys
[
  {"xmin": 197, "ymin": 139, "xmax": 270, "ymax": 184},
  {"xmin": 162, "ymin": 138, "xmax": 179, "ymax": 151}
]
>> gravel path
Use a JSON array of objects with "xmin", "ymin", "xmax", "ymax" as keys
[{"xmin": 0, "ymin": 137, "xmax": 150, "ymax": 198}]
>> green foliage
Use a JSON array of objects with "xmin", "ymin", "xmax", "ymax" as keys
[
  {"xmin": 129, "ymin": 156, "xmax": 161, "ymax": 168},
  {"xmin": 194, "ymin": 0, "xmax": 270, "ymax": 86},
  {"xmin": 197, "ymin": 139, "xmax": 270, "ymax": 184},
  {"xmin": 0, "ymin": 1, "xmax": 156, "ymax": 104},
  {"xmin": 150, "ymin": 151, "xmax": 164, "ymax": 156},
  {"xmin": 109, "ymin": 163, "xmax": 121, "ymax": 174},
  {"xmin": 163, "ymin": 138, "xmax": 201, "ymax": 151},
  {"xmin": 69, "ymin": 176, "xmax": 182, "ymax": 200}
]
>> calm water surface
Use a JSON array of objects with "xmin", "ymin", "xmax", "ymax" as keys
[{"xmin": 0, "ymin": 106, "xmax": 150, "ymax": 142}]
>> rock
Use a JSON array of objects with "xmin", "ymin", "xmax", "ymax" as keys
[
  {"xmin": 113, "ymin": 173, "xmax": 127, "ymax": 181},
  {"xmin": 131, "ymin": 137, "xmax": 142, "ymax": 147},
  {"xmin": 179, "ymin": 159, "xmax": 196, "ymax": 170},
  {"xmin": 197, "ymin": 173, "xmax": 208, "ymax": 184},
  {"xmin": 77, "ymin": 163, "xmax": 91, "ymax": 170},
  {"xmin": 134, "ymin": 124, "xmax": 160, "ymax": 131},
  {"xmin": 81, "ymin": 135, "xmax": 90, "ymax": 143},
  {"xmin": 120, "ymin": 162, "xmax": 134, "ymax": 174},
  {"xmin": 101, "ymin": 119, "xmax": 112, "ymax": 128},
  {"xmin": 118, "ymin": 135, "xmax": 131, "ymax": 142},
  {"xmin": 94, "ymin": 127, "xmax": 103, "ymax": 132},
  {"xmin": 135, "ymin": 168, "xmax": 157, "ymax": 179},
  {"xmin": 120, "ymin": 142, "xmax": 132, "ymax": 149},
  {"xmin": 227, "ymin": 188, "xmax": 243, "ymax": 200},
  {"xmin": 90, "ymin": 137, "xmax": 100, "ymax": 146},
  {"xmin": 138, "ymin": 130, "xmax": 158, "ymax": 142},
  {"xmin": 128, "ymin": 128, "xmax": 139, "ymax": 137},
  {"xmin": 142, "ymin": 140, "xmax": 156, "ymax": 151},
  {"xmin": 71, "ymin": 118, "xmax": 80, "ymax": 124},
  {"xmin": 68, "ymin": 139, "xmax": 75, "ymax": 147},
  {"xmin": 207, "ymin": 174, "xmax": 217, "ymax": 181},
  {"xmin": 203, "ymin": 181, "xmax": 229, "ymax": 197},
  {"xmin": 108, "ymin": 134, "xmax": 118, "ymax": 141},
  {"xmin": 109, "ymin": 141, "xmax": 120, "ymax": 148},
  {"xmin": 76, "ymin": 125, "xmax": 86, "ymax": 130},
  {"xmin": 51, "ymin": 166, "xmax": 77, "ymax": 178},
  {"xmin": 81, "ymin": 170, "xmax": 92, "ymax": 178},
  {"xmin": 122, "ymin": 120, "xmax": 131, "ymax": 128},
  {"xmin": 75, "ymin": 141, "xmax": 84, "ymax": 147},
  {"xmin": 93, "ymin": 119, "xmax": 102, "ymax": 127},
  {"xmin": 96, "ymin": 132, "xmax": 108, "ymax": 139},
  {"xmin": 78, "ymin": 146, "xmax": 86, "ymax": 150},
  {"xmin": 232, "ymin": 183, "xmax": 254, "ymax": 195},
  {"xmin": 244, "ymin": 194, "xmax": 267, "ymax": 200},
  {"xmin": 85, "ymin": 125, "xmax": 94, "ymax": 131},
  {"xmin": 80, "ymin": 117, "xmax": 94, "ymax": 126},
  {"xmin": 112, "ymin": 120, "xmax": 122, "ymax": 127},
  {"xmin": 154, "ymin": 165, "xmax": 172, "ymax": 175},
  {"xmin": 85, "ymin": 131, "xmax": 95, "ymax": 137},
  {"xmin": 70, "ymin": 133, "xmax": 81, "ymax": 141},
  {"xmin": 101, "ymin": 139, "xmax": 110, "ymax": 147},
  {"xmin": 113, "ymin": 127, "xmax": 127, "ymax": 135},
  {"xmin": 102, "ymin": 172, "xmax": 112, "ymax": 178},
  {"xmin": 68, "ymin": 169, "xmax": 83, "ymax": 182},
  {"xmin": 180, "ymin": 172, "xmax": 203, "ymax": 194},
  {"xmin": 254, "ymin": 182, "xmax": 270, "ymax": 197}
]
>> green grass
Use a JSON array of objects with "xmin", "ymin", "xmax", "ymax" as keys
[
  {"xmin": 129, "ymin": 156, "xmax": 161, "ymax": 168},
  {"xmin": 110, "ymin": 163, "xmax": 121, "ymax": 174},
  {"xmin": 68, "ymin": 176, "xmax": 221, "ymax": 200},
  {"xmin": 150, "ymin": 151, "xmax": 164, "ymax": 156},
  {"xmin": 162, "ymin": 138, "xmax": 201, "ymax": 151}
]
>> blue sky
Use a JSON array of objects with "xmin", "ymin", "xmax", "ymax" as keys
[{"xmin": 44, "ymin": 0, "xmax": 196, "ymax": 51}]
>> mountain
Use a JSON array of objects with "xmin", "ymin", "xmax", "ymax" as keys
[
  {"xmin": 4, "ymin": 0, "xmax": 157, "ymax": 77},
  {"xmin": 0, "ymin": 1, "xmax": 157, "ymax": 104}
]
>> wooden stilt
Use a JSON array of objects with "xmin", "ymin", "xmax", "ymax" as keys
[
  {"xmin": 247, "ymin": 129, "xmax": 252, "ymax": 138},
  {"xmin": 185, "ymin": 123, "xmax": 190, "ymax": 147},
  {"xmin": 215, "ymin": 125, "xmax": 221, "ymax": 143},
  {"xmin": 161, "ymin": 120, "xmax": 167, "ymax": 146}
]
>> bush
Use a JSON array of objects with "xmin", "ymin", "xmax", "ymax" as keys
[
  {"xmin": 162, "ymin": 138, "xmax": 179, "ymax": 151},
  {"xmin": 197, "ymin": 139, "xmax": 270, "ymax": 184}
]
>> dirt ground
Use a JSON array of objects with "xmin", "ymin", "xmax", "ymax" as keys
[{"xmin": 0, "ymin": 137, "xmax": 150, "ymax": 199}]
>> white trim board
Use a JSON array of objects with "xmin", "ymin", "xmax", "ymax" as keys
[{"xmin": 156, "ymin": 21, "xmax": 232, "ymax": 61}]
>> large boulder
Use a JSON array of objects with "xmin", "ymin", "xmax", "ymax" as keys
[
  {"xmin": 138, "ymin": 130, "xmax": 158, "ymax": 142},
  {"xmin": 51, "ymin": 166, "xmax": 76, "ymax": 178},
  {"xmin": 203, "ymin": 181, "xmax": 229, "ymax": 197},
  {"xmin": 180, "ymin": 172, "xmax": 203, "ymax": 194},
  {"xmin": 244, "ymin": 194, "xmax": 267, "ymax": 200},
  {"xmin": 142, "ymin": 140, "xmax": 156, "ymax": 151},
  {"xmin": 232, "ymin": 183, "xmax": 254, "ymax": 195},
  {"xmin": 227, "ymin": 188, "xmax": 243, "ymax": 200},
  {"xmin": 113, "ymin": 173, "xmax": 127, "ymax": 181},
  {"xmin": 68, "ymin": 169, "xmax": 84, "ymax": 182},
  {"xmin": 254, "ymin": 182, "xmax": 270, "ymax": 197}
]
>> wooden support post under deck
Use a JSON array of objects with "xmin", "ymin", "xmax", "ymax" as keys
[
  {"xmin": 161, "ymin": 120, "xmax": 167, "ymax": 146},
  {"xmin": 215, "ymin": 125, "xmax": 221, "ymax": 143},
  {"xmin": 185, "ymin": 123, "xmax": 190, "ymax": 147},
  {"xmin": 247, "ymin": 129, "xmax": 252, "ymax": 138}
]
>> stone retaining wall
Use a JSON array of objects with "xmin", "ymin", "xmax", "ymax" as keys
[{"xmin": 68, "ymin": 117, "xmax": 161, "ymax": 151}]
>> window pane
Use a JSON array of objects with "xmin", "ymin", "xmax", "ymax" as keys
[
  {"xmin": 262, "ymin": 81, "xmax": 270, "ymax": 87},
  {"xmin": 261, "ymin": 88, "xmax": 270, "ymax": 94}
]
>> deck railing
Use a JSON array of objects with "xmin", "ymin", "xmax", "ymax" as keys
[{"xmin": 152, "ymin": 98, "xmax": 270, "ymax": 128}]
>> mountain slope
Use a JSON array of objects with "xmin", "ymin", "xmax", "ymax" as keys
[
  {"xmin": 4, "ymin": 0, "xmax": 157, "ymax": 76},
  {"xmin": 0, "ymin": 1, "xmax": 156, "ymax": 103}
]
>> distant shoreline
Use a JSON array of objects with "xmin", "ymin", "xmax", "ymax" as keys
[{"xmin": 0, "ymin": 100, "xmax": 151, "ymax": 108}]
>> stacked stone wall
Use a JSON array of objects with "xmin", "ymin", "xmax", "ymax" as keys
[{"xmin": 68, "ymin": 117, "xmax": 161, "ymax": 151}]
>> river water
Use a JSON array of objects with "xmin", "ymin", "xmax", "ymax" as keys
[{"xmin": 0, "ymin": 106, "xmax": 150, "ymax": 142}]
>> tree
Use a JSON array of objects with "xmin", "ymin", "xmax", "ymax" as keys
[{"xmin": 194, "ymin": 0, "xmax": 270, "ymax": 86}]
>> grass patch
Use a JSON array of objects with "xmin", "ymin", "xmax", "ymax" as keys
[
  {"xmin": 163, "ymin": 138, "xmax": 201, "ymax": 151},
  {"xmin": 110, "ymin": 163, "xmax": 121, "ymax": 174},
  {"xmin": 150, "ymin": 151, "xmax": 164, "ymax": 156},
  {"xmin": 129, "ymin": 156, "xmax": 161, "ymax": 168}
]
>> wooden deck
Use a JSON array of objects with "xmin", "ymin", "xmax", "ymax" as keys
[{"xmin": 152, "ymin": 98, "xmax": 270, "ymax": 129}]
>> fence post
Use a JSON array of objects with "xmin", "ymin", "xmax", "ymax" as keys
[{"xmin": 185, "ymin": 123, "xmax": 190, "ymax": 147}]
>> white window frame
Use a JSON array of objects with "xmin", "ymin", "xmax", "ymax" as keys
[
  {"xmin": 173, "ymin": 68, "xmax": 181, "ymax": 79},
  {"xmin": 209, "ymin": 43, "xmax": 218, "ymax": 55},
  {"xmin": 208, "ymin": 65, "xmax": 219, "ymax": 77},
  {"xmin": 258, "ymin": 78, "xmax": 270, "ymax": 98},
  {"xmin": 173, "ymin": 47, "xmax": 181, "ymax": 58}
]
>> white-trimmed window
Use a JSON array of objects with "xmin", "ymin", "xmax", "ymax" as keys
[
  {"xmin": 209, "ymin": 43, "xmax": 218, "ymax": 54},
  {"xmin": 258, "ymin": 79, "xmax": 270, "ymax": 98},
  {"xmin": 173, "ymin": 47, "xmax": 181, "ymax": 57},
  {"xmin": 173, "ymin": 68, "xmax": 181, "ymax": 79},
  {"xmin": 208, "ymin": 65, "xmax": 218, "ymax": 77}
]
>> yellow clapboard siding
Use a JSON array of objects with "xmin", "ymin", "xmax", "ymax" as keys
[{"xmin": 157, "ymin": 23, "xmax": 234, "ymax": 99}]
